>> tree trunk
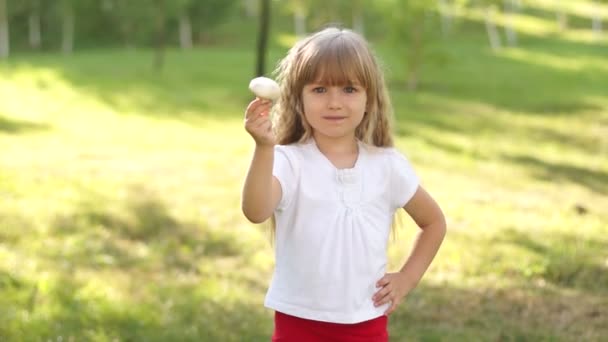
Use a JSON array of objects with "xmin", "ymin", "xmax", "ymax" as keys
[
  {"xmin": 179, "ymin": 13, "xmax": 193, "ymax": 49},
  {"xmin": 407, "ymin": 20, "xmax": 423, "ymax": 91},
  {"xmin": 244, "ymin": 0, "xmax": 257, "ymax": 17},
  {"xmin": 592, "ymin": 1, "xmax": 602, "ymax": 36},
  {"xmin": 29, "ymin": 10, "xmax": 41, "ymax": 49},
  {"xmin": 121, "ymin": 21, "xmax": 134, "ymax": 49},
  {"xmin": 61, "ymin": 3, "xmax": 74, "ymax": 54},
  {"xmin": 293, "ymin": 7, "xmax": 306, "ymax": 37},
  {"xmin": 154, "ymin": 0, "xmax": 166, "ymax": 70},
  {"xmin": 592, "ymin": 14, "xmax": 602, "ymax": 35},
  {"xmin": 0, "ymin": 0, "xmax": 9, "ymax": 58},
  {"xmin": 484, "ymin": 6, "xmax": 502, "ymax": 51},
  {"xmin": 255, "ymin": 0, "xmax": 270, "ymax": 76},
  {"xmin": 556, "ymin": 0, "xmax": 568, "ymax": 31},
  {"xmin": 504, "ymin": 0, "xmax": 517, "ymax": 46},
  {"xmin": 352, "ymin": 0, "xmax": 364, "ymax": 35},
  {"xmin": 438, "ymin": 0, "xmax": 453, "ymax": 37}
]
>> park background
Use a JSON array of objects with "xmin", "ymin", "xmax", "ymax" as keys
[{"xmin": 0, "ymin": 0, "xmax": 607, "ymax": 341}]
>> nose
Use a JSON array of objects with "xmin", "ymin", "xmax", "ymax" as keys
[{"xmin": 327, "ymin": 88, "xmax": 342, "ymax": 110}]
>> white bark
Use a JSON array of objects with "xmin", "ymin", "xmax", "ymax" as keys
[
  {"xmin": 592, "ymin": 15, "xmax": 602, "ymax": 34},
  {"xmin": 484, "ymin": 6, "xmax": 502, "ymax": 51},
  {"xmin": 352, "ymin": 0, "xmax": 364, "ymax": 35},
  {"xmin": 0, "ymin": 0, "xmax": 8, "ymax": 58},
  {"xmin": 438, "ymin": 0, "xmax": 453, "ymax": 37},
  {"xmin": 504, "ymin": 0, "xmax": 517, "ymax": 46},
  {"xmin": 62, "ymin": 4, "xmax": 74, "ymax": 54},
  {"xmin": 294, "ymin": 10, "xmax": 306, "ymax": 37},
  {"xmin": 29, "ymin": 12, "xmax": 41, "ymax": 49},
  {"xmin": 353, "ymin": 11, "xmax": 364, "ymax": 35},
  {"xmin": 592, "ymin": 2, "xmax": 602, "ymax": 36},
  {"xmin": 244, "ymin": 0, "xmax": 257, "ymax": 17},
  {"xmin": 179, "ymin": 13, "xmax": 193, "ymax": 49},
  {"xmin": 556, "ymin": 0, "xmax": 568, "ymax": 31}
]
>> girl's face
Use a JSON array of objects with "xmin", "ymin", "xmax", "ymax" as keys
[{"xmin": 301, "ymin": 81, "xmax": 367, "ymax": 141}]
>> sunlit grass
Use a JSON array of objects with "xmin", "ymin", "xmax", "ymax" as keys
[
  {"xmin": 531, "ymin": 0, "xmax": 608, "ymax": 19},
  {"xmin": 460, "ymin": 4, "xmax": 608, "ymax": 45},
  {"xmin": 498, "ymin": 47, "xmax": 605, "ymax": 71},
  {"xmin": 1, "ymin": 26, "xmax": 607, "ymax": 342}
]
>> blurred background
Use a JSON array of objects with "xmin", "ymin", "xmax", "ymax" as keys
[{"xmin": 0, "ymin": 0, "xmax": 607, "ymax": 341}]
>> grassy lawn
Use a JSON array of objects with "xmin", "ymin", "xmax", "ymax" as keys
[{"xmin": 1, "ymin": 21, "xmax": 607, "ymax": 342}]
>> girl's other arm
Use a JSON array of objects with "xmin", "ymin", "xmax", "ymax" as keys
[
  {"xmin": 241, "ymin": 98, "xmax": 282, "ymax": 223},
  {"xmin": 399, "ymin": 186, "xmax": 446, "ymax": 286},
  {"xmin": 373, "ymin": 186, "xmax": 446, "ymax": 315}
]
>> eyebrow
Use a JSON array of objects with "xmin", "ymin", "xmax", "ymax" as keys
[{"xmin": 307, "ymin": 81, "xmax": 362, "ymax": 87}]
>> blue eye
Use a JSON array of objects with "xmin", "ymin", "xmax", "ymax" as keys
[
  {"xmin": 313, "ymin": 87, "xmax": 326, "ymax": 93},
  {"xmin": 344, "ymin": 86, "xmax": 356, "ymax": 93}
]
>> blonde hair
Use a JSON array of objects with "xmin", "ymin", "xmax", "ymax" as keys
[{"xmin": 272, "ymin": 27, "xmax": 394, "ymax": 147}]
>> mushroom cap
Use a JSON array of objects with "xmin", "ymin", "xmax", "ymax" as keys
[{"xmin": 249, "ymin": 77, "xmax": 280, "ymax": 100}]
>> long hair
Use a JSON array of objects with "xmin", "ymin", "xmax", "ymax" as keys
[{"xmin": 272, "ymin": 27, "xmax": 395, "ymax": 148}]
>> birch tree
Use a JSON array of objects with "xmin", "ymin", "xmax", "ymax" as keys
[
  {"xmin": 503, "ymin": 0, "xmax": 520, "ymax": 47},
  {"xmin": 591, "ymin": 0, "xmax": 606, "ymax": 37},
  {"xmin": 479, "ymin": 0, "xmax": 503, "ymax": 51},
  {"xmin": 0, "ymin": 0, "xmax": 9, "ymax": 58},
  {"xmin": 555, "ymin": 0, "xmax": 568, "ymax": 31},
  {"xmin": 243, "ymin": 0, "xmax": 257, "ymax": 17},
  {"xmin": 352, "ymin": 0, "xmax": 365, "ymax": 34},
  {"xmin": 27, "ymin": 0, "xmax": 42, "ymax": 49},
  {"xmin": 153, "ymin": 0, "xmax": 167, "ymax": 70},
  {"xmin": 60, "ymin": 0, "xmax": 75, "ymax": 54},
  {"xmin": 177, "ymin": 1, "xmax": 193, "ymax": 49},
  {"xmin": 292, "ymin": 0, "xmax": 307, "ymax": 37},
  {"xmin": 438, "ymin": 0, "xmax": 454, "ymax": 37}
]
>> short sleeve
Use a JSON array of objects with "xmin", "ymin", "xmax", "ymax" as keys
[
  {"xmin": 390, "ymin": 149, "xmax": 420, "ymax": 209},
  {"xmin": 273, "ymin": 145, "xmax": 298, "ymax": 210}
]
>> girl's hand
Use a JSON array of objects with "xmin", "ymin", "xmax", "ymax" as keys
[
  {"xmin": 372, "ymin": 272, "xmax": 415, "ymax": 316},
  {"xmin": 244, "ymin": 98, "xmax": 275, "ymax": 147}
]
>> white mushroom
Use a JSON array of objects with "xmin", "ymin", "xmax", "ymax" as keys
[{"xmin": 249, "ymin": 77, "xmax": 280, "ymax": 101}]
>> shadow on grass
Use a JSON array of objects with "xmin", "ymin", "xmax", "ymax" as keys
[
  {"xmin": 0, "ymin": 115, "xmax": 50, "ymax": 134},
  {"xmin": 502, "ymin": 153, "xmax": 608, "ymax": 195},
  {"xmin": 497, "ymin": 228, "xmax": 608, "ymax": 294},
  {"xmin": 3, "ymin": 215, "xmax": 607, "ymax": 340},
  {"xmin": 49, "ymin": 188, "xmax": 244, "ymax": 272},
  {"xmin": 0, "ymin": 269, "xmax": 272, "ymax": 341},
  {"xmin": 390, "ymin": 281, "xmax": 607, "ymax": 342},
  {"xmin": 1, "ymin": 187, "xmax": 271, "ymax": 341},
  {"xmin": 395, "ymin": 106, "xmax": 602, "ymax": 160}
]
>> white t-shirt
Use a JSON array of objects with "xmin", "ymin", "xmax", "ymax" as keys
[{"xmin": 264, "ymin": 139, "xmax": 420, "ymax": 324}]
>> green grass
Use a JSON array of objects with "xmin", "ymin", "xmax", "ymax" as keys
[{"xmin": 1, "ymin": 21, "xmax": 607, "ymax": 342}]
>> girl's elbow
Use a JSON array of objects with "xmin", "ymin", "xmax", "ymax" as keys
[
  {"xmin": 436, "ymin": 215, "xmax": 447, "ymax": 238},
  {"xmin": 425, "ymin": 212, "xmax": 447, "ymax": 237},
  {"xmin": 245, "ymin": 214, "xmax": 267, "ymax": 224},
  {"xmin": 242, "ymin": 207, "xmax": 270, "ymax": 224}
]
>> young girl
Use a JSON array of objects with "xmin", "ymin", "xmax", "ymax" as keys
[{"xmin": 242, "ymin": 27, "xmax": 446, "ymax": 341}]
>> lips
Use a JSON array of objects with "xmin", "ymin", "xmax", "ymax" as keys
[{"xmin": 322, "ymin": 116, "xmax": 347, "ymax": 121}]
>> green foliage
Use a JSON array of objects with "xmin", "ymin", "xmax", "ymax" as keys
[{"xmin": 6, "ymin": 0, "xmax": 242, "ymax": 50}]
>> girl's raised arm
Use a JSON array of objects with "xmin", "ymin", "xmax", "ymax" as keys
[{"xmin": 241, "ymin": 98, "xmax": 282, "ymax": 223}]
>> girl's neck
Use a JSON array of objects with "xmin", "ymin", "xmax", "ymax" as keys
[{"xmin": 312, "ymin": 132, "xmax": 358, "ymax": 156}]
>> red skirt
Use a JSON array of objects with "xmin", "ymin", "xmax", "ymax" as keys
[{"xmin": 272, "ymin": 311, "xmax": 389, "ymax": 342}]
